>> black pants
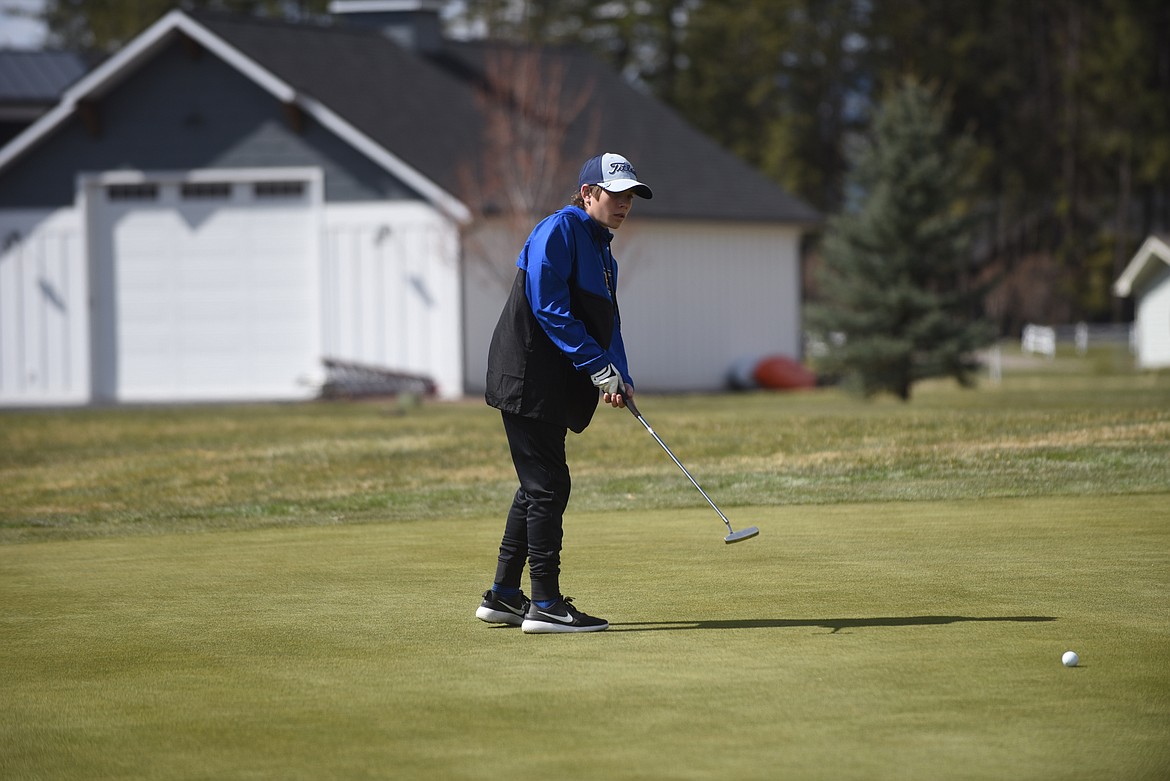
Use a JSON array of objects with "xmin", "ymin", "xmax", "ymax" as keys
[{"xmin": 492, "ymin": 412, "xmax": 570, "ymax": 603}]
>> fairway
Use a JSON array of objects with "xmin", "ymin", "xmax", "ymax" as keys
[{"xmin": 2, "ymin": 495, "xmax": 1168, "ymax": 780}]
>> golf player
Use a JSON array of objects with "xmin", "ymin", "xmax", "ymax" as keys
[{"xmin": 477, "ymin": 153, "xmax": 653, "ymax": 634}]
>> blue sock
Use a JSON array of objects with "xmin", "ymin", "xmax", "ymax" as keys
[
  {"xmin": 534, "ymin": 598, "xmax": 557, "ymax": 609},
  {"xmin": 492, "ymin": 584, "xmax": 521, "ymax": 598}
]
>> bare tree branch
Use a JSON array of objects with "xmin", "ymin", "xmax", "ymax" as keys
[{"xmin": 458, "ymin": 44, "xmax": 599, "ymax": 287}]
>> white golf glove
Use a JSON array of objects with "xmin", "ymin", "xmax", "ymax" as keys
[{"xmin": 590, "ymin": 363, "xmax": 623, "ymax": 395}]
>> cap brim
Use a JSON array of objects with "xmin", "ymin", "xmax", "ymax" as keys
[{"xmin": 600, "ymin": 179, "xmax": 654, "ymax": 199}]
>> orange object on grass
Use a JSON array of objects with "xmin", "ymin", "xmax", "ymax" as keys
[{"xmin": 752, "ymin": 355, "xmax": 817, "ymax": 390}]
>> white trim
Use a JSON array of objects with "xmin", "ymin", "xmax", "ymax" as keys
[
  {"xmin": 170, "ymin": 15, "xmax": 299, "ymax": 102},
  {"xmin": 297, "ymin": 93, "xmax": 470, "ymax": 223},
  {"xmin": 0, "ymin": 10, "xmax": 197, "ymax": 173},
  {"xmin": 1114, "ymin": 235, "xmax": 1170, "ymax": 297},
  {"xmin": 77, "ymin": 167, "xmax": 323, "ymax": 187},
  {"xmin": 0, "ymin": 10, "xmax": 470, "ymax": 224}
]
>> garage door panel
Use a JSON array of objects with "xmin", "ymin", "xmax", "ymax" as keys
[
  {"xmin": 178, "ymin": 296, "xmax": 250, "ymax": 319},
  {"xmin": 178, "ymin": 263, "xmax": 241, "ymax": 288},
  {"xmin": 178, "ymin": 323, "xmax": 243, "ymax": 349},
  {"xmin": 120, "ymin": 258, "xmax": 173, "ymax": 288},
  {"xmin": 90, "ymin": 174, "xmax": 320, "ymax": 402}
]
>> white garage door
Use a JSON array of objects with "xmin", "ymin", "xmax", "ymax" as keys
[{"xmin": 86, "ymin": 170, "xmax": 322, "ymax": 402}]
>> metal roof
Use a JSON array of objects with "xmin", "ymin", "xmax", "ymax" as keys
[{"xmin": 0, "ymin": 50, "xmax": 88, "ymax": 103}]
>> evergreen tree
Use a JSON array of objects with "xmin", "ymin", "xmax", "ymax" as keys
[{"xmin": 807, "ymin": 79, "xmax": 995, "ymax": 400}]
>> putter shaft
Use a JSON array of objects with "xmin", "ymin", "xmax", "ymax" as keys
[{"xmin": 625, "ymin": 396, "xmax": 740, "ymax": 536}]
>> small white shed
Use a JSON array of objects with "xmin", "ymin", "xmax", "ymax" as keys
[{"xmin": 1114, "ymin": 235, "xmax": 1170, "ymax": 370}]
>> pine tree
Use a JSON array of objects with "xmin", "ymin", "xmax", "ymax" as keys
[{"xmin": 807, "ymin": 78, "xmax": 995, "ymax": 400}]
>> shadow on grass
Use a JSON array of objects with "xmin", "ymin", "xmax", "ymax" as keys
[{"xmin": 610, "ymin": 616, "xmax": 1056, "ymax": 633}]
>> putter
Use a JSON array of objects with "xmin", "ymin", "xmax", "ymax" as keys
[{"xmin": 623, "ymin": 393, "xmax": 759, "ymax": 544}]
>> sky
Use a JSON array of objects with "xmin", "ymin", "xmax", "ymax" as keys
[{"xmin": 0, "ymin": 0, "xmax": 48, "ymax": 49}]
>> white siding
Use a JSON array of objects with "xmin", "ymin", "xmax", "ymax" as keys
[
  {"xmin": 461, "ymin": 218, "xmax": 803, "ymax": 394},
  {"xmin": 5, "ymin": 200, "xmax": 801, "ymax": 405},
  {"xmin": 1135, "ymin": 267, "xmax": 1170, "ymax": 369},
  {"xmin": 0, "ymin": 208, "xmax": 89, "ymax": 405},
  {"xmin": 620, "ymin": 221, "xmax": 802, "ymax": 391},
  {"xmin": 460, "ymin": 220, "xmax": 527, "ymax": 394},
  {"xmin": 322, "ymin": 202, "xmax": 462, "ymax": 398}
]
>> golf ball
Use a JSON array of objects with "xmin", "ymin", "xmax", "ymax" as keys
[{"xmin": 1062, "ymin": 650, "xmax": 1079, "ymax": 667}]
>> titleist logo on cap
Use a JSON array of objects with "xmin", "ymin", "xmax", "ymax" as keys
[{"xmin": 608, "ymin": 160, "xmax": 637, "ymax": 177}]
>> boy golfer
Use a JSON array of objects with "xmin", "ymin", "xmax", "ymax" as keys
[{"xmin": 477, "ymin": 153, "xmax": 653, "ymax": 633}]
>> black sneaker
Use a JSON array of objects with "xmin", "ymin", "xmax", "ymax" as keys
[
  {"xmin": 475, "ymin": 589, "xmax": 530, "ymax": 626},
  {"xmin": 521, "ymin": 597, "xmax": 609, "ymax": 634}
]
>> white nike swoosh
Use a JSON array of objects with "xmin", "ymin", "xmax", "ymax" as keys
[
  {"xmin": 501, "ymin": 603, "xmax": 525, "ymax": 615},
  {"xmin": 537, "ymin": 609, "xmax": 576, "ymax": 624}
]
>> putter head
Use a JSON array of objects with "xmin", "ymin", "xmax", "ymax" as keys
[{"xmin": 723, "ymin": 526, "xmax": 760, "ymax": 544}]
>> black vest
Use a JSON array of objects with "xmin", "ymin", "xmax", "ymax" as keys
[{"xmin": 485, "ymin": 268, "xmax": 616, "ymax": 433}]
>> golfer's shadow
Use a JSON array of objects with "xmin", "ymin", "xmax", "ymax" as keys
[{"xmin": 609, "ymin": 615, "xmax": 1056, "ymax": 633}]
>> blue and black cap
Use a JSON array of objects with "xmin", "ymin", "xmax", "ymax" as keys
[{"xmin": 578, "ymin": 153, "xmax": 653, "ymax": 199}]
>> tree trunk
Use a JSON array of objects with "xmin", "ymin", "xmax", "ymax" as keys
[{"xmin": 1113, "ymin": 151, "xmax": 1132, "ymax": 322}]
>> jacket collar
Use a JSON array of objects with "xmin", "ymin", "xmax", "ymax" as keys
[{"xmin": 563, "ymin": 205, "xmax": 614, "ymax": 246}]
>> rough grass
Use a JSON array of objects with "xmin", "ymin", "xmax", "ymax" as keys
[{"xmin": 2, "ymin": 357, "xmax": 1168, "ymax": 544}]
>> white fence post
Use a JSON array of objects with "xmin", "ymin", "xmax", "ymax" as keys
[
  {"xmin": 989, "ymin": 344, "xmax": 1002, "ymax": 385},
  {"xmin": 1021, "ymin": 324, "xmax": 1056, "ymax": 359},
  {"xmin": 1075, "ymin": 322, "xmax": 1088, "ymax": 355}
]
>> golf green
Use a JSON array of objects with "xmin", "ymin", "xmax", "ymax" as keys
[{"xmin": 2, "ymin": 494, "xmax": 1167, "ymax": 780}]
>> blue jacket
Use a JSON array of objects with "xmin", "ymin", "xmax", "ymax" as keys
[{"xmin": 485, "ymin": 206, "xmax": 632, "ymax": 432}]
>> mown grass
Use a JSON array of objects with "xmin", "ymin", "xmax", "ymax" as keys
[
  {"xmin": 2, "ymin": 498, "xmax": 1168, "ymax": 780},
  {"xmin": 1, "ymin": 346, "xmax": 1169, "ymax": 780}
]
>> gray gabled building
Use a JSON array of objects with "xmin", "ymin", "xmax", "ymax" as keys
[{"xmin": 0, "ymin": 3, "xmax": 818, "ymax": 406}]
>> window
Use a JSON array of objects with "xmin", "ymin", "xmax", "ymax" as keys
[
  {"xmin": 106, "ymin": 184, "xmax": 158, "ymax": 201},
  {"xmin": 181, "ymin": 182, "xmax": 232, "ymax": 200},
  {"xmin": 254, "ymin": 181, "xmax": 305, "ymax": 199}
]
